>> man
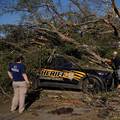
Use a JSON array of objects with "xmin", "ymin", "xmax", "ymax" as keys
[
  {"xmin": 8, "ymin": 55, "xmax": 30, "ymax": 114},
  {"xmin": 105, "ymin": 51, "xmax": 120, "ymax": 89}
]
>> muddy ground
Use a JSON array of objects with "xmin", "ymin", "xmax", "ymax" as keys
[{"xmin": 0, "ymin": 89, "xmax": 120, "ymax": 120}]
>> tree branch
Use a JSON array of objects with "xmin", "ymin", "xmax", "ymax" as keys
[
  {"xmin": 111, "ymin": 0, "xmax": 120, "ymax": 18},
  {"xmin": 0, "ymin": 85, "xmax": 11, "ymax": 98},
  {"xmin": 0, "ymin": 39, "xmax": 29, "ymax": 53}
]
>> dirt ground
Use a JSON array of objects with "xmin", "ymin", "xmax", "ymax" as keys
[{"xmin": 0, "ymin": 89, "xmax": 120, "ymax": 120}]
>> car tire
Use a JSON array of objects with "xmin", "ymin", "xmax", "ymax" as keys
[{"xmin": 82, "ymin": 74, "xmax": 105, "ymax": 94}]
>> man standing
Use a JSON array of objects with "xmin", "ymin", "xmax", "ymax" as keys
[
  {"xmin": 111, "ymin": 51, "xmax": 120, "ymax": 89},
  {"xmin": 105, "ymin": 51, "xmax": 120, "ymax": 89},
  {"xmin": 8, "ymin": 55, "xmax": 30, "ymax": 114}
]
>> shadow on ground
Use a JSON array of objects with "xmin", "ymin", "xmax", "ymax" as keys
[{"xmin": 25, "ymin": 89, "xmax": 42, "ymax": 110}]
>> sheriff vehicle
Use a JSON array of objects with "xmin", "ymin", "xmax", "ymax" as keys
[{"xmin": 32, "ymin": 55, "xmax": 114, "ymax": 93}]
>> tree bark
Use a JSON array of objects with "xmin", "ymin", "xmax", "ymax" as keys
[{"xmin": 111, "ymin": 0, "xmax": 120, "ymax": 18}]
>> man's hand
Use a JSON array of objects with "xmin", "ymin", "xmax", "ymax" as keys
[
  {"xmin": 8, "ymin": 71, "xmax": 13, "ymax": 80},
  {"xmin": 26, "ymin": 81, "xmax": 32, "ymax": 88}
]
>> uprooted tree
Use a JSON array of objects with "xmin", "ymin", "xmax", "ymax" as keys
[{"xmin": 0, "ymin": 0, "xmax": 120, "ymax": 94}]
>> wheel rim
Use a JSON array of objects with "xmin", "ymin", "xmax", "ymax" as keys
[{"xmin": 82, "ymin": 75, "xmax": 104, "ymax": 94}]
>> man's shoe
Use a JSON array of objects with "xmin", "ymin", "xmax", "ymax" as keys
[{"xmin": 10, "ymin": 109, "xmax": 16, "ymax": 113}]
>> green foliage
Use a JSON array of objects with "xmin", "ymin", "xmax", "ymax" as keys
[
  {"xmin": 97, "ymin": 46, "xmax": 111, "ymax": 57},
  {"xmin": 0, "ymin": 46, "xmax": 51, "ymax": 92},
  {"xmin": 0, "ymin": 0, "xmax": 120, "ymax": 94},
  {"xmin": 0, "ymin": 52, "xmax": 14, "ymax": 93},
  {"xmin": 61, "ymin": 44, "xmax": 82, "ymax": 59}
]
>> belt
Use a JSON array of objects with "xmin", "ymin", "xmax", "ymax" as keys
[{"xmin": 13, "ymin": 80, "xmax": 25, "ymax": 82}]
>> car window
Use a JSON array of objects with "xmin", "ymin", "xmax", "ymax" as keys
[{"xmin": 48, "ymin": 56, "xmax": 73, "ymax": 70}]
